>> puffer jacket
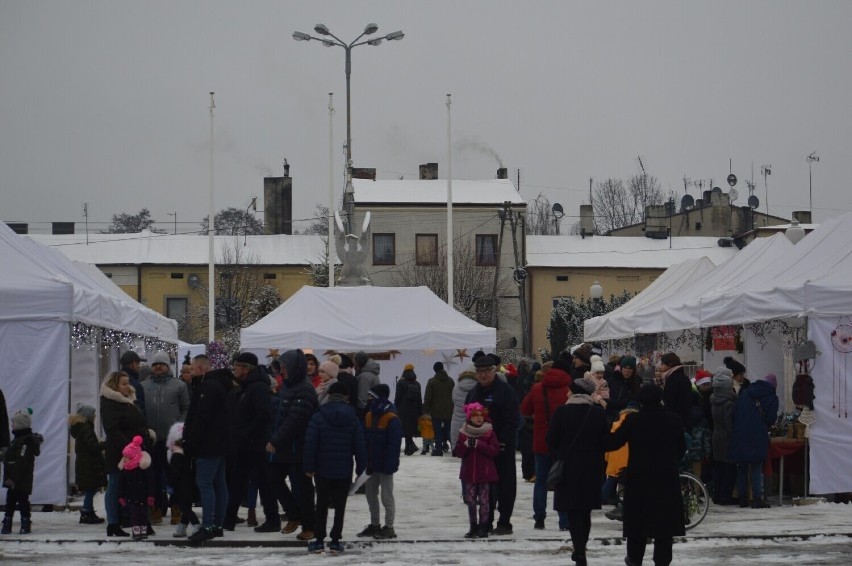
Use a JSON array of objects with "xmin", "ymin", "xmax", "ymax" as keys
[
  {"xmin": 3, "ymin": 428, "xmax": 43, "ymax": 495},
  {"xmin": 141, "ymin": 372, "xmax": 190, "ymax": 444},
  {"xmin": 424, "ymin": 370, "xmax": 455, "ymax": 420},
  {"xmin": 69, "ymin": 415, "xmax": 107, "ymax": 492},
  {"xmin": 450, "ymin": 370, "xmax": 478, "ymax": 446},
  {"xmin": 710, "ymin": 371, "xmax": 737, "ymax": 463},
  {"xmin": 270, "ymin": 350, "xmax": 318, "ymax": 463},
  {"xmin": 303, "ymin": 399, "xmax": 367, "ymax": 480},
  {"xmin": 520, "ymin": 365, "xmax": 571, "ymax": 454},
  {"xmin": 455, "ymin": 423, "xmax": 500, "ymax": 483},
  {"xmin": 364, "ymin": 400, "xmax": 402, "ymax": 475},
  {"xmin": 232, "ymin": 367, "xmax": 274, "ymax": 454},
  {"xmin": 728, "ymin": 379, "xmax": 779, "ymax": 464}
]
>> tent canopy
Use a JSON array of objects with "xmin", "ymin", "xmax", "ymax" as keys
[
  {"xmin": 584, "ymin": 257, "xmax": 718, "ymax": 341},
  {"xmin": 241, "ymin": 286, "xmax": 496, "ymax": 351}
]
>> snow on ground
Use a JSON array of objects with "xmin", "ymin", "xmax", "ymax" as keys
[{"xmin": 2, "ymin": 451, "xmax": 851, "ymax": 564}]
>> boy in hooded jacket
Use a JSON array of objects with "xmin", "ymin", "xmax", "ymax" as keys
[{"xmin": 2, "ymin": 409, "xmax": 43, "ymax": 534}]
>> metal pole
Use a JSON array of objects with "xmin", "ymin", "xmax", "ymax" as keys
[
  {"xmin": 808, "ymin": 159, "xmax": 812, "ymax": 214},
  {"xmin": 328, "ymin": 93, "xmax": 336, "ymax": 288},
  {"xmin": 446, "ymin": 94, "xmax": 454, "ymax": 309},
  {"xmin": 345, "ymin": 47, "xmax": 352, "ymax": 169},
  {"xmin": 208, "ymin": 92, "xmax": 215, "ymax": 343}
]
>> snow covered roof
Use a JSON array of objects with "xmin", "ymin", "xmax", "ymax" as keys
[
  {"xmin": 26, "ymin": 232, "xmax": 330, "ymax": 266},
  {"xmin": 525, "ymin": 235, "xmax": 737, "ymax": 269},
  {"xmin": 352, "ymin": 178, "xmax": 526, "ymax": 206}
]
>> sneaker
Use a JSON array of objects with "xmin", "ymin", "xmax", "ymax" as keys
[
  {"xmin": 188, "ymin": 526, "xmax": 215, "ymax": 543},
  {"xmin": 492, "ymin": 523, "xmax": 513, "ymax": 536},
  {"xmin": 281, "ymin": 520, "xmax": 301, "ymax": 534},
  {"xmin": 605, "ymin": 508, "xmax": 623, "ymax": 521},
  {"xmin": 307, "ymin": 540, "xmax": 325, "ymax": 554},
  {"xmin": 534, "ymin": 518, "xmax": 545, "ymax": 530},
  {"xmin": 328, "ymin": 541, "xmax": 345, "ymax": 554},
  {"xmin": 374, "ymin": 525, "xmax": 397, "ymax": 539},
  {"xmin": 212, "ymin": 526, "xmax": 224, "ymax": 538},
  {"xmin": 188, "ymin": 524, "xmax": 202, "ymax": 537},
  {"xmin": 173, "ymin": 523, "xmax": 188, "ymax": 537},
  {"xmin": 751, "ymin": 500, "xmax": 771, "ymax": 509},
  {"xmin": 357, "ymin": 524, "xmax": 382, "ymax": 537},
  {"xmin": 296, "ymin": 529, "xmax": 315, "ymax": 541}
]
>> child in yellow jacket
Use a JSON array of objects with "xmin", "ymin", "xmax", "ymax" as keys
[
  {"xmin": 418, "ymin": 414, "xmax": 435, "ymax": 455},
  {"xmin": 602, "ymin": 402, "xmax": 639, "ymax": 520}
]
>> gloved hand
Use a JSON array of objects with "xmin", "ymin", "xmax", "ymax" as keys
[
  {"xmin": 147, "ymin": 497, "xmax": 156, "ymax": 507},
  {"xmin": 3, "ymin": 478, "xmax": 15, "ymax": 489},
  {"xmin": 466, "ymin": 437, "xmax": 477, "ymax": 448},
  {"xmin": 119, "ymin": 498, "xmax": 127, "ymax": 507}
]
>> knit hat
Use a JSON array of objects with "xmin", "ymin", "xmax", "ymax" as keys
[
  {"xmin": 712, "ymin": 367, "xmax": 733, "ymax": 391},
  {"xmin": 151, "ymin": 350, "xmax": 170, "ymax": 366},
  {"xmin": 433, "ymin": 361, "xmax": 444, "ymax": 373},
  {"xmin": 638, "ymin": 383, "xmax": 663, "ymax": 406},
  {"xmin": 761, "ymin": 373, "xmax": 778, "ymax": 389},
  {"xmin": 121, "ymin": 435, "xmax": 145, "ymax": 471},
  {"xmin": 404, "ymin": 363, "xmax": 415, "ymax": 371},
  {"xmin": 319, "ymin": 360, "xmax": 339, "ymax": 379},
  {"xmin": 234, "ymin": 352, "xmax": 259, "ymax": 366},
  {"xmin": 572, "ymin": 378, "xmax": 597, "ymax": 395},
  {"xmin": 572, "ymin": 343, "xmax": 593, "ymax": 365},
  {"xmin": 328, "ymin": 381, "xmax": 349, "ymax": 399},
  {"xmin": 11, "ymin": 408, "xmax": 33, "ymax": 431},
  {"xmin": 369, "ymin": 383, "xmax": 391, "ymax": 400},
  {"xmin": 724, "ymin": 356, "xmax": 746, "ymax": 376},
  {"xmin": 464, "ymin": 402, "xmax": 488, "ymax": 420},
  {"xmin": 590, "ymin": 355, "xmax": 605, "ymax": 374},
  {"xmin": 76, "ymin": 403, "xmax": 96, "ymax": 421},
  {"xmin": 473, "ymin": 354, "xmax": 499, "ymax": 368},
  {"xmin": 552, "ymin": 358, "xmax": 573, "ymax": 374},
  {"xmin": 620, "ymin": 355, "xmax": 637, "ymax": 369}
]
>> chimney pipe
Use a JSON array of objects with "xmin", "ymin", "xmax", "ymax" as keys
[
  {"xmin": 497, "ymin": 167, "xmax": 508, "ymax": 179},
  {"xmin": 419, "ymin": 163, "xmax": 438, "ymax": 180}
]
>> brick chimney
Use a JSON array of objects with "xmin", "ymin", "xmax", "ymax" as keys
[
  {"xmin": 264, "ymin": 162, "xmax": 293, "ymax": 235},
  {"xmin": 419, "ymin": 163, "xmax": 438, "ymax": 180},
  {"xmin": 497, "ymin": 167, "xmax": 508, "ymax": 179}
]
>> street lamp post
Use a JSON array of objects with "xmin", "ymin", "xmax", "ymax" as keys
[
  {"xmin": 806, "ymin": 151, "xmax": 819, "ymax": 215},
  {"xmin": 293, "ymin": 24, "xmax": 404, "ymax": 232}
]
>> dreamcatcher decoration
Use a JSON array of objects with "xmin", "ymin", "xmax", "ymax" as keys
[{"xmin": 830, "ymin": 320, "xmax": 852, "ymax": 418}]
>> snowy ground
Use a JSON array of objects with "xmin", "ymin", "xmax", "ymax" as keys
[{"xmin": 2, "ymin": 451, "xmax": 851, "ymax": 564}]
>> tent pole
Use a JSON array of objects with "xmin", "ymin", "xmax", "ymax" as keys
[{"xmin": 66, "ymin": 325, "xmax": 73, "ymax": 510}]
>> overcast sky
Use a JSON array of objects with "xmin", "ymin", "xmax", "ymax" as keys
[{"xmin": 2, "ymin": 1, "xmax": 850, "ymax": 234}]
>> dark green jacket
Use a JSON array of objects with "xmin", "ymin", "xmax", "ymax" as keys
[
  {"xmin": 3, "ymin": 428, "xmax": 43, "ymax": 495},
  {"xmin": 69, "ymin": 415, "xmax": 107, "ymax": 492},
  {"xmin": 424, "ymin": 370, "xmax": 455, "ymax": 420}
]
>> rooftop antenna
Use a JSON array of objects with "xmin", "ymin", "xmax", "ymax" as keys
[
  {"xmin": 82, "ymin": 203, "xmax": 89, "ymax": 245},
  {"xmin": 761, "ymin": 164, "xmax": 772, "ymax": 217}
]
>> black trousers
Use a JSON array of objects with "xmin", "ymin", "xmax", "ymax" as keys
[
  {"xmin": 266, "ymin": 461, "xmax": 315, "ymax": 528},
  {"xmin": 314, "ymin": 476, "xmax": 350, "ymax": 542},
  {"xmin": 565, "ymin": 509, "xmax": 592, "ymax": 555},
  {"xmin": 225, "ymin": 451, "xmax": 278, "ymax": 526},
  {"xmin": 627, "ymin": 535, "xmax": 673, "ymax": 566},
  {"xmin": 151, "ymin": 441, "xmax": 169, "ymax": 512},
  {"xmin": 488, "ymin": 444, "xmax": 517, "ymax": 526},
  {"xmin": 4, "ymin": 488, "xmax": 31, "ymax": 518}
]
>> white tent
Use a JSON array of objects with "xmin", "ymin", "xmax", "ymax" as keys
[
  {"xmin": 241, "ymin": 286, "xmax": 496, "ymax": 389},
  {"xmin": 584, "ymin": 257, "xmax": 718, "ymax": 341},
  {"xmin": 0, "ymin": 223, "xmax": 177, "ymax": 504}
]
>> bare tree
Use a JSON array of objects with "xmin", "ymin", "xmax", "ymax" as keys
[
  {"xmin": 591, "ymin": 174, "xmax": 664, "ymax": 234},
  {"xmin": 199, "ymin": 207, "xmax": 263, "ymax": 236},
  {"xmin": 391, "ymin": 238, "xmax": 514, "ymax": 326},
  {"xmin": 525, "ymin": 193, "xmax": 559, "ymax": 235},
  {"xmin": 297, "ymin": 204, "xmax": 330, "ymax": 236},
  {"xmin": 102, "ymin": 208, "xmax": 166, "ymax": 234}
]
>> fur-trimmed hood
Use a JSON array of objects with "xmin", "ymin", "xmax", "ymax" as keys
[
  {"xmin": 68, "ymin": 413, "xmax": 90, "ymax": 427},
  {"xmin": 100, "ymin": 382, "xmax": 136, "ymax": 404}
]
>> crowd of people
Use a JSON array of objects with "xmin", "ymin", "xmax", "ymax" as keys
[{"xmin": 0, "ymin": 344, "xmax": 781, "ymax": 565}]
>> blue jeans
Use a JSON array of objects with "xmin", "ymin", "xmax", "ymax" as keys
[
  {"xmin": 736, "ymin": 462, "xmax": 763, "ymax": 502},
  {"xmin": 105, "ymin": 471, "xmax": 120, "ymax": 524},
  {"xmin": 82, "ymin": 490, "xmax": 96, "ymax": 511},
  {"xmin": 196, "ymin": 456, "xmax": 227, "ymax": 528},
  {"xmin": 533, "ymin": 454, "xmax": 569, "ymax": 528},
  {"xmin": 433, "ymin": 418, "xmax": 451, "ymax": 453},
  {"xmin": 601, "ymin": 475, "xmax": 618, "ymax": 505}
]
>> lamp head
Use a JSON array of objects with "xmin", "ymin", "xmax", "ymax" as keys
[
  {"xmin": 385, "ymin": 30, "xmax": 404, "ymax": 41},
  {"xmin": 363, "ymin": 23, "xmax": 379, "ymax": 35},
  {"xmin": 292, "ymin": 31, "xmax": 311, "ymax": 41},
  {"xmin": 314, "ymin": 24, "xmax": 330, "ymax": 35},
  {"xmin": 367, "ymin": 38, "xmax": 383, "ymax": 46}
]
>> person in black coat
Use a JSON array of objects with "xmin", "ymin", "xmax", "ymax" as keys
[
  {"xmin": 465, "ymin": 354, "xmax": 520, "ymax": 536},
  {"xmin": 2, "ymin": 409, "xmax": 43, "ymax": 535},
  {"xmin": 0, "ymin": 387, "xmax": 9, "ymax": 460},
  {"xmin": 267, "ymin": 349, "xmax": 319, "ymax": 540},
  {"xmin": 605, "ymin": 384, "xmax": 686, "ymax": 566},
  {"xmin": 69, "ymin": 403, "xmax": 107, "ymax": 524},
  {"xmin": 182, "ymin": 359, "xmax": 235, "ymax": 543},
  {"xmin": 394, "ymin": 365, "xmax": 423, "ymax": 455},
  {"xmin": 546, "ymin": 378, "xmax": 610, "ymax": 566},
  {"xmin": 119, "ymin": 350, "xmax": 147, "ymax": 415},
  {"xmin": 660, "ymin": 352, "xmax": 694, "ymax": 431},
  {"xmin": 223, "ymin": 352, "xmax": 277, "ymax": 531},
  {"xmin": 605, "ymin": 355, "xmax": 642, "ymax": 422}
]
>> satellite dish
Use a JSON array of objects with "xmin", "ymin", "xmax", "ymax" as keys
[
  {"xmin": 729, "ymin": 188, "xmax": 739, "ymax": 202},
  {"xmin": 712, "ymin": 186, "xmax": 723, "ymax": 194},
  {"xmin": 727, "ymin": 173, "xmax": 737, "ymax": 187},
  {"xmin": 680, "ymin": 194, "xmax": 695, "ymax": 210},
  {"xmin": 552, "ymin": 203, "xmax": 564, "ymax": 218},
  {"xmin": 748, "ymin": 195, "xmax": 760, "ymax": 209}
]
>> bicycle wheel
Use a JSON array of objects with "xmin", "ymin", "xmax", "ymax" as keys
[{"xmin": 679, "ymin": 472, "xmax": 709, "ymax": 530}]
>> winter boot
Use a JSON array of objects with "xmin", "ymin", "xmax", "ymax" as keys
[
  {"xmin": 464, "ymin": 522, "xmax": 478, "ymax": 539},
  {"xmin": 19, "ymin": 517, "xmax": 31, "ymax": 535},
  {"xmin": 107, "ymin": 523, "xmax": 130, "ymax": 537},
  {"xmin": 420, "ymin": 445, "xmax": 430, "ymax": 455},
  {"xmin": 132, "ymin": 525, "xmax": 144, "ymax": 540},
  {"xmin": 246, "ymin": 508, "xmax": 258, "ymax": 527},
  {"xmin": 1, "ymin": 516, "xmax": 12, "ymax": 534},
  {"xmin": 475, "ymin": 523, "xmax": 489, "ymax": 538},
  {"xmin": 170, "ymin": 505, "xmax": 182, "ymax": 525},
  {"xmin": 173, "ymin": 523, "xmax": 188, "ymax": 537},
  {"xmin": 571, "ymin": 550, "xmax": 587, "ymax": 566},
  {"xmin": 80, "ymin": 509, "xmax": 106, "ymax": 524}
]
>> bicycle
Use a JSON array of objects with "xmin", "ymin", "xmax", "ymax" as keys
[{"xmin": 605, "ymin": 471, "xmax": 710, "ymax": 531}]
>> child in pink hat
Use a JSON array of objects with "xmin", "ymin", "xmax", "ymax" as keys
[
  {"xmin": 118, "ymin": 436, "xmax": 154, "ymax": 539},
  {"xmin": 455, "ymin": 403, "xmax": 500, "ymax": 539}
]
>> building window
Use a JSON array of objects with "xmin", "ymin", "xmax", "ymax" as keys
[
  {"xmin": 415, "ymin": 234, "xmax": 438, "ymax": 265},
  {"xmin": 475, "ymin": 234, "xmax": 498, "ymax": 266},
  {"xmin": 373, "ymin": 233, "xmax": 396, "ymax": 265},
  {"xmin": 263, "ymin": 273, "xmax": 277, "ymax": 280},
  {"xmin": 556, "ymin": 275, "xmax": 569, "ymax": 282},
  {"xmin": 166, "ymin": 297, "xmax": 188, "ymax": 320},
  {"xmin": 170, "ymin": 273, "xmax": 184, "ymax": 279}
]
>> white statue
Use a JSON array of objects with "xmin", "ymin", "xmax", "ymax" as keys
[{"xmin": 334, "ymin": 211, "xmax": 371, "ymax": 286}]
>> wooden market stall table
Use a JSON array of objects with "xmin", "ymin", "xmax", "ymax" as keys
[{"xmin": 764, "ymin": 437, "xmax": 806, "ymax": 506}]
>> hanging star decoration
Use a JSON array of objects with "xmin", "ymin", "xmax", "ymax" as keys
[
  {"xmin": 266, "ymin": 349, "xmax": 280, "ymax": 359},
  {"xmin": 455, "ymin": 349, "xmax": 469, "ymax": 363},
  {"xmin": 442, "ymin": 351, "xmax": 457, "ymax": 368}
]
